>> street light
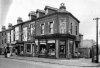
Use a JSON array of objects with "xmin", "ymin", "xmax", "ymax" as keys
[{"xmin": 93, "ymin": 17, "xmax": 100, "ymax": 63}]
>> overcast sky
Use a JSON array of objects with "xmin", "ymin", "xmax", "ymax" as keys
[{"xmin": 1, "ymin": 0, "xmax": 100, "ymax": 43}]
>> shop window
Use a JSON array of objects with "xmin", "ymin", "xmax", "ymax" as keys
[
  {"xmin": 48, "ymin": 43, "xmax": 55, "ymax": 56},
  {"xmin": 41, "ymin": 24, "xmax": 44, "ymax": 34},
  {"xmin": 26, "ymin": 44, "xmax": 31, "ymax": 53},
  {"xmin": 20, "ymin": 46, "xmax": 24, "ymax": 54},
  {"xmin": 40, "ymin": 44, "xmax": 46, "ymax": 54}
]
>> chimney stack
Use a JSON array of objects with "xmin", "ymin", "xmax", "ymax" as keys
[
  {"xmin": 8, "ymin": 23, "xmax": 12, "ymax": 29},
  {"xmin": 17, "ymin": 17, "xmax": 23, "ymax": 24},
  {"xmin": 2, "ymin": 26, "xmax": 6, "ymax": 31},
  {"xmin": 28, "ymin": 11, "xmax": 36, "ymax": 20}
]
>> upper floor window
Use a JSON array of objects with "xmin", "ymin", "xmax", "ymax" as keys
[
  {"xmin": 23, "ymin": 27, "xmax": 27, "ymax": 41},
  {"xmin": 49, "ymin": 21, "xmax": 54, "ymax": 34},
  {"xmin": 59, "ymin": 18, "xmax": 66, "ymax": 34},
  {"xmin": 41, "ymin": 24, "xmax": 44, "ymax": 34},
  {"xmin": 76, "ymin": 26, "xmax": 78, "ymax": 35},
  {"xmin": 70, "ymin": 23, "xmax": 72, "ymax": 34},
  {"xmin": 5, "ymin": 32, "xmax": 6, "ymax": 35},
  {"xmin": 5, "ymin": 38, "xmax": 6, "ymax": 43},
  {"xmin": 2, "ymin": 32, "xmax": 3, "ymax": 36},
  {"xmin": 2, "ymin": 40, "xmax": 3, "ymax": 44}
]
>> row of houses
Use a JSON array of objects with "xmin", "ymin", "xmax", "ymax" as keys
[{"xmin": 0, "ymin": 3, "xmax": 83, "ymax": 59}]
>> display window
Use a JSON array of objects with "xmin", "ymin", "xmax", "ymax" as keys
[
  {"xmin": 48, "ymin": 43, "xmax": 55, "ymax": 56},
  {"xmin": 26, "ymin": 44, "xmax": 31, "ymax": 53},
  {"xmin": 40, "ymin": 44, "xmax": 46, "ymax": 55}
]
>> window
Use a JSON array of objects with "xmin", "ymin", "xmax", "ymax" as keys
[
  {"xmin": 76, "ymin": 26, "xmax": 78, "ymax": 35},
  {"xmin": 5, "ymin": 38, "xmax": 6, "ymax": 43},
  {"xmin": 49, "ymin": 21, "xmax": 53, "ymax": 34},
  {"xmin": 59, "ymin": 18, "xmax": 66, "ymax": 34},
  {"xmin": 2, "ymin": 32, "xmax": 3, "ymax": 36},
  {"xmin": 2, "ymin": 40, "xmax": 3, "ymax": 44},
  {"xmin": 26, "ymin": 44, "xmax": 31, "ymax": 53},
  {"xmin": 41, "ymin": 24, "xmax": 44, "ymax": 34},
  {"xmin": 5, "ymin": 32, "xmax": 6, "ymax": 35},
  {"xmin": 70, "ymin": 23, "xmax": 72, "ymax": 34}
]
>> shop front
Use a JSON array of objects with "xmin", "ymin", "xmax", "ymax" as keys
[
  {"xmin": 35, "ymin": 34, "xmax": 76, "ymax": 59},
  {"xmin": 24, "ymin": 42, "xmax": 35, "ymax": 56}
]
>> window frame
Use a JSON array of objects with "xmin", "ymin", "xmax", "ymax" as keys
[
  {"xmin": 70, "ymin": 23, "xmax": 73, "ymax": 34},
  {"xmin": 76, "ymin": 26, "xmax": 78, "ymax": 35},
  {"xmin": 49, "ymin": 21, "xmax": 54, "ymax": 34},
  {"xmin": 40, "ymin": 23, "xmax": 45, "ymax": 35}
]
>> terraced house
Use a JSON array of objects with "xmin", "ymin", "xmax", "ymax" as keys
[{"xmin": 0, "ymin": 3, "xmax": 83, "ymax": 59}]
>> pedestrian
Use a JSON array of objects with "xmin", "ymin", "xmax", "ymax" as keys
[
  {"xmin": 6, "ymin": 47, "xmax": 10, "ymax": 57},
  {"xmin": 4, "ymin": 47, "xmax": 7, "ymax": 58}
]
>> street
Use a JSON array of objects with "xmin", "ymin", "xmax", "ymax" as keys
[{"xmin": 0, "ymin": 57, "xmax": 99, "ymax": 68}]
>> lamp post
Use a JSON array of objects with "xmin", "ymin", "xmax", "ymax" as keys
[{"xmin": 93, "ymin": 17, "xmax": 100, "ymax": 63}]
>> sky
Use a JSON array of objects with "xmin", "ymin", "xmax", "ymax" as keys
[{"xmin": 1, "ymin": 0, "xmax": 100, "ymax": 43}]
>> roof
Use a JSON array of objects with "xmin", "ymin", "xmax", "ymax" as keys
[{"xmin": 36, "ymin": 9, "xmax": 45, "ymax": 13}]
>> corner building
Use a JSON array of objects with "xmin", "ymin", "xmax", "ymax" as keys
[{"xmin": 35, "ymin": 3, "xmax": 81, "ymax": 59}]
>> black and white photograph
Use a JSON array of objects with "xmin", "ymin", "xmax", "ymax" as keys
[{"xmin": 0, "ymin": 0, "xmax": 100, "ymax": 68}]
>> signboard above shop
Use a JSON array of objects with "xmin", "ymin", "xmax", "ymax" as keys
[{"xmin": 48, "ymin": 40, "xmax": 55, "ymax": 43}]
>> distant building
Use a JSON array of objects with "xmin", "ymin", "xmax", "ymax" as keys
[
  {"xmin": 81, "ymin": 39, "xmax": 95, "ymax": 48},
  {"xmin": 79, "ymin": 39, "xmax": 95, "ymax": 58}
]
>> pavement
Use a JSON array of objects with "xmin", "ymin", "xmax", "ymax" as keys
[{"xmin": 0, "ymin": 55, "xmax": 100, "ymax": 67}]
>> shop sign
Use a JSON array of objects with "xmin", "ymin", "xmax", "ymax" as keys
[
  {"xmin": 48, "ymin": 40, "xmax": 55, "ymax": 43},
  {"xmin": 40, "ymin": 40, "xmax": 46, "ymax": 44},
  {"xmin": 60, "ymin": 41, "xmax": 65, "ymax": 45}
]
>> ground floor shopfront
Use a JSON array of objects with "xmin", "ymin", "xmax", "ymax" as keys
[
  {"xmin": 35, "ymin": 34, "xmax": 79, "ymax": 59},
  {"xmin": 15, "ymin": 41, "xmax": 35, "ymax": 56}
]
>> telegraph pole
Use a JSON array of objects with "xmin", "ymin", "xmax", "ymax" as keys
[{"xmin": 93, "ymin": 17, "xmax": 100, "ymax": 63}]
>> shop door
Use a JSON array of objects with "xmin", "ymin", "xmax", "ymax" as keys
[
  {"xmin": 32, "ymin": 44, "xmax": 35, "ymax": 56},
  {"xmin": 59, "ymin": 40, "xmax": 66, "ymax": 58},
  {"xmin": 69, "ymin": 40, "xmax": 74, "ymax": 58}
]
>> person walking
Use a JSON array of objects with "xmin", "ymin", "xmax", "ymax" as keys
[{"xmin": 4, "ymin": 47, "xmax": 7, "ymax": 58}]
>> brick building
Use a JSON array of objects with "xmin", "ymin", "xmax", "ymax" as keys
[
  {"xmin": 0, "ymin": 3, "xmax": 82, "ymax": 59},
  {"xmin": 35, "ymin": 3, "xmax": 81, "ymax": 59},
  {"xmin": 0, "ymin": 26, "xmax": 7, "ymax": 54}
]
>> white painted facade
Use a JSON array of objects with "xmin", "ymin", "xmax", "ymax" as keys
[
  {"xmin": 7, "ymin": 32, "xmax": 10, "ymax": 43},
  {"xmin": 23, "ymin": 27, "xmax": 27, "ymax": 41},
  {"xmin": 15, "ymin": 26, "xmax": 19, "ymax": 40},
  {"xmin": 11, "ymin": 30, "xmax": 14, "ymax": 42}
]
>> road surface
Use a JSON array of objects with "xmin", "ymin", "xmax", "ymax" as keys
[{"xmin": 0, "ymin": 57, "xmax": 99, "ymax": 68}]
